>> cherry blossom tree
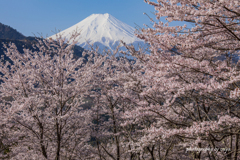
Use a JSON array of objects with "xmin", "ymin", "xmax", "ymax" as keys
[
  {"xmin": 117, "ymin": 0, "xmax": 240, "ymax": 159},
  {"xmin": 86, "ymin": 48, "xmax": 137, "ymax": 159},
  {"xmin": 0, "ymin": 33, "xmax": 106, "ymax": 159},
  {"xmin": 1, "ymin": 0, "xmax": 240, "ymax": 159}
]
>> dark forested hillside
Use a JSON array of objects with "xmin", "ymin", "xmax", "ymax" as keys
[
  {"xmin": 0, "ymin": 22, "xmax": 85, "ymax": 60},
  {"xmin": 0, "ymin": 38, "xmax": 85, "ymax": 61},
  {"xmin": 0, "ymin": 23, "xmax": 25, "ymax": 40}
]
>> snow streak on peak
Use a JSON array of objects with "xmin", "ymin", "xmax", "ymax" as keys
[{"xmin": 49, "ymin": 13, "xmax": 144, "ymax": 51}]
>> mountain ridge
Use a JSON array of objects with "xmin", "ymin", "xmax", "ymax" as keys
[
  {"xmin": 0, "ymin": 22, "xmax": 85, "ymax": 60},
  {"xmin": 0, "ymin": 23, "xmax": 25, "ymax": 40}
]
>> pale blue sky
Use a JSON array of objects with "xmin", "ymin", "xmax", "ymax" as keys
[{"xmin": 0, "ymin": 0, "xmax": 159, "ymax": 37}]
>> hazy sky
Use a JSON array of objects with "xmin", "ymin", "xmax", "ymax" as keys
[{"xmin": 0, "ymin": 0, "xmax": 159, "ymax": 37}]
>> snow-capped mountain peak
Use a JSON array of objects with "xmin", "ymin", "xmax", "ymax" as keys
[{"xmin": 49, "ymin": 13, "xmax": 144, "ymax": 51}]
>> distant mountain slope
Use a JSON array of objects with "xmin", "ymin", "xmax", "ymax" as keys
[
  {"xmin": 49, "ymin": 13, "xmax": 145, "ymax": 51},
  {"xmin": 0, "ymin": 22, "xmax": 85, "ymax": 60},
  {"xmin": 0, "ymin": 23, "xmax": 25, "ymax": 40},
  {"xmin": 0, "ymin": 38, "xmax": 85, "ymax": 60}
]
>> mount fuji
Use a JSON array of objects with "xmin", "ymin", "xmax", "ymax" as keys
[{"xmin": 49, "ymin": 13, "xmax": 145, "ymax": 51}]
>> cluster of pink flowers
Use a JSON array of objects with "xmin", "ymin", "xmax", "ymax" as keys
[{"xmin": 0, "ymin": 0, "xmax": 240, "ymax": 159}]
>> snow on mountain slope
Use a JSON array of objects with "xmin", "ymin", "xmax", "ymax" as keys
[{"xmin": 49, "ymin": 13, "xmax": 144, "ymax": 51}]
